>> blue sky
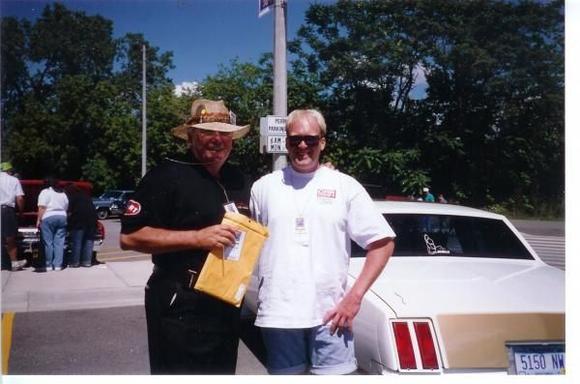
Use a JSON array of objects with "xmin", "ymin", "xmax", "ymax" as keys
[{"xmin": 0, "ymin": 0, "xmax": 334, "ymax": 86}]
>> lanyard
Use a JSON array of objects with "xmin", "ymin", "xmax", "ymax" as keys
[{"xmin": 287, "ymin": 168, "xmax": 318, "ymax": 245}]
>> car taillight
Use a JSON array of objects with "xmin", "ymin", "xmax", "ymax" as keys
[
  {"xmin": 393, "ymin": 322, "xmax": 417, "ymax": 369},
  {"xmin": 392, "ymin": 320, "xmax": 440, "ymax": 372},
  {"xmin": 414, "ymin": 322, "xmax": 439, "ymax": 369},
  {"xmin": 97, "ymin": 221, "xmax": 105, "ymax": 239}
]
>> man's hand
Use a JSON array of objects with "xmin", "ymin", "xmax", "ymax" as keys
[
  {"xmin": 195, "ymin": 224, "xmax": 238, "ymax": 250},
  {"xmin": 322, "ymin": 237, "xmax": 394, "ymax": 336},
  {"xmin": 121, "ymin": 224, "xmax": 239, "ymax": 254},
  {"xmin": 322, "ymin": 291, "xmax": 362, "ymax": 335}
]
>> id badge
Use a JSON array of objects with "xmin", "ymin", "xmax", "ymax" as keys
[
  {"xmin": 294, "ymin": 216, "xmax": 309, "ymax": 245},
  {"xmin": 224, "ymin": 202, "xmax": 239, "ymax": 213}
]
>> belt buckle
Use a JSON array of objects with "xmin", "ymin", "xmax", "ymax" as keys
[{"xmin": 186, "ymin": 269, "xmax": 198, "ymax": 289}]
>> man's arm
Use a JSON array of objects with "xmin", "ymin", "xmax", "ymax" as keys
[
  {"xmin": 323, "ymin": 236, "xmax": 395, "ymax": 335},
  {"xmin": 120, "ymin": 224, "xmax": 238, "ymax": 254},
  {"xmin": 15, "ymin": 195, "xmax": 24, "ymax": 213}
]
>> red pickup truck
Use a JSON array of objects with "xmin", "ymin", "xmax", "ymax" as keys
[{"xmin": 15, "ymin": 180, "xmax": 105, "ymax": 268}]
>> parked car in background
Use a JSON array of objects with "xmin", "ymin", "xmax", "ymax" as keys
[
  {"xmin": 15, "ymin": 179, "xmax": 105, "ymax": 268},
  {"xmin": 92, "ymin": 189, "xmax": 133, "ymax": 219},
  {"xmin": 244, "ymin": 200, "xmax": 565, "ymax": 375}
]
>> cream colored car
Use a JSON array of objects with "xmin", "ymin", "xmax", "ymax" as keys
[{"xmin": 244, "ymin": 201, "xmax": 565, "ymax": 375}]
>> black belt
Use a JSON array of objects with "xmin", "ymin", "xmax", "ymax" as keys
[{"xmin": 152, "ymin": 265, "xmax": 200, "ymax": 289}]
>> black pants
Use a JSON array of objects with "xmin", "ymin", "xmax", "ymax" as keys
[
  {"xmin": 1, "ymin": 205, "xmax": 18, "ymax": 238},
  {"xmin": 144, "ymin": 271, "xmax": 241, "ymax": 374}
]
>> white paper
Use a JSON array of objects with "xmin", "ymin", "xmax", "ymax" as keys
[{"xmin": 224, "ymin": 230, "xmax": 246, "ymax": 261}]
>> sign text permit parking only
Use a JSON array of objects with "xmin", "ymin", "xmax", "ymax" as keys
[{"xmin": 260, "ymin": 115, "xmax": 287, "ymax": 154}]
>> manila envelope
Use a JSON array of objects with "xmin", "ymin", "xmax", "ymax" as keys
[{"xmin": 194, "ymin": 212, "xmax": 268, "ymax": 307}]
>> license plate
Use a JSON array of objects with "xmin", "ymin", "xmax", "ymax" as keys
[{"xmin": 506, "ymin": 342, "xmax": 565, "ymax": 375}]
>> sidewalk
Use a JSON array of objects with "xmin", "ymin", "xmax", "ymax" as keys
[{"xmin": 1, "ymin": 261, "xmax": 153, "ymax": 313}]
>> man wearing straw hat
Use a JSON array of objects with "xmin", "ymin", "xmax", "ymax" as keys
[{"xmin": 120, "ymin": 99, "xmax": 250, "ymax": 374}]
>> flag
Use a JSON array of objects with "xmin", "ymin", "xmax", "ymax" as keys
[{"xmin": 258, "ymin": 0, "xmax": 275, "ymax": 18}]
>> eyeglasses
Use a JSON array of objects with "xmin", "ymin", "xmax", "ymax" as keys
[{"xmin": 287, "ymin": 135, "xmax": 322, "ymax": 147}]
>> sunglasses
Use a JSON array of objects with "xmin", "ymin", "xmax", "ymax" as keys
[{"xmin": 287, "ymin": 135, "xmax": 322, "ymax": 147}]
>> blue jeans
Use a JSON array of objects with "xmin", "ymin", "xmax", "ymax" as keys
[
  {"xmin": 260, "ymin": 326, "xmax": 357, "ymax": 375},
  {"xmin": 69, "ymin": 228, "xmax": 95, "ymax": 267},
  {"xmin": 40, "ymin": 215, "xmax": 67, "ymax": 269}
]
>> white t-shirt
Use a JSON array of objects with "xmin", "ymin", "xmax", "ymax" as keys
[
  {"xmin": 0, "ymin": 172, "xmax": 24, "ymax": 207},
  {"xmin": 250, "ymin": 166, "xmax": 396, "ymax": 328},
  {"xmin": 37, "ymin": 187, "xmax": 68, "ymax": 219}
]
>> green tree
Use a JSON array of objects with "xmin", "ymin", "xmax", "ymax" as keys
[
  {"xmin": 0, "ymin": 17, "xmax": 30, "ymax": 117},
  {"xmin": 293, "ymin": 0, "xmax": 434, "ymax": 193},
  {"xmin": 416, "ymin": 0, "xmax": 564, "ymax": 208},
  {"xmin": 293, "ymin": 0, "xmax": 563, "ymax": 212},
  {"xmin": 27, "ymin": 2, "xmax": 115, "ymax": 85},
  {"xmin": 1, "ymin": 3, "xmax": 179, "ymax": 193},
  {"xmin": 2, "ymin": 3, "xmax": 118, "ymax": 178}
]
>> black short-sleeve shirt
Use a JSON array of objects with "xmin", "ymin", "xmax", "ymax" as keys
[{"xmin": 120, "ymin": 153, "xmax": 250, "ymax": 272}]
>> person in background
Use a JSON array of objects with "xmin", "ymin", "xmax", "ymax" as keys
[
  {"xmin": 37, "ymin": 177, "xmax": 69, "ymax": 271},
  {"xmin": 120, "ymin": 99, "xmax": 250, "ymax": 374},
  {"xmin": 64, "ymin": 184, "xmax": 97, "ymax": 268},
  {"xmin": 422, "ymin": 187, "xmax": 435, "ymax": 202},
  {"xmin": 250, "ymin": 109, "xmax": 396, "ymax": 375},
  {"xmin": 437, "ymin": 193, "xmax": 448, "ymax": 204},
  {"xmin": 1, "ymin": 162, "xmax": 27, "ymax": 271}
]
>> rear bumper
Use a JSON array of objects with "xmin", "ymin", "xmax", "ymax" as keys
[{"xmin": 17, "ymin": 227, "xmax": 104, "ymax": 255}]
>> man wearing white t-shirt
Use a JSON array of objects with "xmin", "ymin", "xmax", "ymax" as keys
[
  {"xmin": 1, "ymin": 162, "xmax": 26, "ymax": 271},
  {"xmin": 250, "ymin": 109, "xmax": 396, "ymax": 375}
]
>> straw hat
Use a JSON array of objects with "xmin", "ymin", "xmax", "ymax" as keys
[{"xmin": 171, "ymin": 99, "xmax": 250, "ymax": 140}]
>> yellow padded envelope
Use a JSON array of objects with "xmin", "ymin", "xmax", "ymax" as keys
[{"xmin": 194, "ymin": 212, "xmax": 268, "ymax": 307}]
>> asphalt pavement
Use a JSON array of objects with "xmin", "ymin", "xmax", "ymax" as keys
[
  {"xmin": 510, "ymin": 219, "xmax": 565, "ymax": 236},
  {"xmin": 1, "ymin": 261, "xmax": 268, "ymax": 375}
]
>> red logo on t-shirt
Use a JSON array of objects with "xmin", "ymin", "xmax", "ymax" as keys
[
  {"xmin": 124, "ymin": 199, "xmax": 141, "ymax": 216},
  {"xmin": 317, "ymin": 189, "xmax": 336, "ymax": 198}
]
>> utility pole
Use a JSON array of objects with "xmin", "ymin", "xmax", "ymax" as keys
[
  {"xmin": 272, "ymin": 0, "xmax": 287, "ymax": 171},
  {"xmin": 141, "ymin": 44, "xmax": 147, "ymax": 177}
]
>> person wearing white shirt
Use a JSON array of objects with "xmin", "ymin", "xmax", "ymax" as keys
[
  {"xmin": 250, "ymin": 109, "xmax": 396, "ymax": 375},
  {"xmin": 1, "ymin": 162, "xmax": 26, "ymax": 271},
  {"xmin": 37, "ymin": 178, "xmax": 69, "ymax": 271}
]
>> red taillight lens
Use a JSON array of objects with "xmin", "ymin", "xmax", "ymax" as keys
[
  {"xmin": 97, "ymin": 220, "xmax": 105, "ymax": 239},
  {"xmin": 414, "ymin": 322, "xmax": 439, "ymax": 369},
  {"xmin": 392, "ymin": 322, "xmax": 417, "ymax": 369}
]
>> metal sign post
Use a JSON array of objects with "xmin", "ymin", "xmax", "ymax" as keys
[
  {"xmin": 141, "ymin": 44, "xmax": 147, "ymax": 177},
  {"xmin": 272, "ymin": 0, "xmax": 287, "ymax": 170}
]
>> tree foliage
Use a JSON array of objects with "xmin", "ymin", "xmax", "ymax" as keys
[
  {"xmin": 1, "ymin": 3, "xmax": 179, "ymax": 192},
  {"xmin": 293, "ymin": 0, "xmax": 563, "ymax": 211},
  {"xmin": 1, "ymin": 1, "xmax": 564, "ymax": 216}
]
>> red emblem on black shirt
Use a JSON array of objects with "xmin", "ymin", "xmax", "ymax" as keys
[{"xmin": 124, "ymin": 200, "xmax": 141, "ymax": 216}]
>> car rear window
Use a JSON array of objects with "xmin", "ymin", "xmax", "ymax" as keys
[
  {"xmin": 100, "ymin": 191, "xmax": 124, "ymax": 199},
  {"xmin": 351, "ymin": 214, "xmax": 534, "ymax": 260}
]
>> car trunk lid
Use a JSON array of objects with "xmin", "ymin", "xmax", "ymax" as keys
[{"xmin": 349, "ymin": 257, "xmax": 565, "ymax": 369}]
